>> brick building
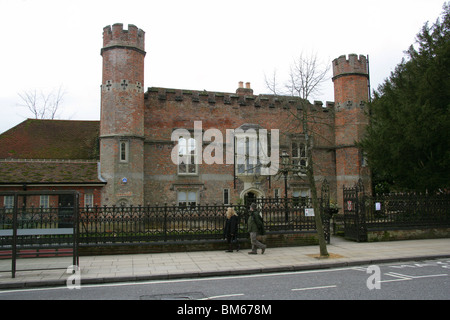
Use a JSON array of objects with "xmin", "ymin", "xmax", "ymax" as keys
[
  {"xmin": 0, "ymin": 23, "xmax": 371, "ymax": 211},
  {"xmin": 0, "ymin": 119, "xmax": 104, "ymax": 208},
  {"xmin": 98, "ymin": 23, "xmax": 371, "ymax": 208}
]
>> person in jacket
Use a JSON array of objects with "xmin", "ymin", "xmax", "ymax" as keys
[
  {"xmin": 224, "ymin": 207, "xmax": 240, "ymax": 252},
  {"xmin": 247, "ymin": 202, "xmax": 266, "ymax": 254}
]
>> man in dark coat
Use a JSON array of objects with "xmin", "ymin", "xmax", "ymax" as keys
[{"xmin": 247, "ymin": 202, "xmax": 266, "ymax": 254}]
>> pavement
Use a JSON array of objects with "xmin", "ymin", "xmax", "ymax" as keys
[{"xmin": 1, "ymin": 236, "xmax": 450, "ymax": 290}]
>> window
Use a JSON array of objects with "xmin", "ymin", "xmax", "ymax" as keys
[
  {"xmin": 3, "ymin": 196, "xmax": 14, "ymax": 213},
  {"xmin": 177, "ymin": 190, "xmax": 198, "ymax": 208},
  {"xmin": 223, "ymin": 188, "xmax": 230, "ymax": 205},
  {"xmin": 361, "ymin": 151, "xmax": 368, "ymax": 167},
  {"xmin": 236, "ymin": 135, "xmax": 261, "ymax": 175},
  {"xmin": 178, "ymin": 137, "xmax": 198, "ymax": 175},
  {"xmin": 292, "ymin": 141, "xmax": 308, "ymax": 176},
  {"xmin": 85, "ymin": 193, "xmax": 94, "ymax": 208},
  {"xmin": 40, "ymin": 195, "xmax": 49, "ymax": 208},
  {"xmin": 234, "ymin": 124, "xmax": 278, "ymax": 177},
  {"xmin": 120, "ymin": 140, "xmax": 129, "ymax": 163},
  {"xmin": 274, "ymin": 188, "xmax": 281, "ymax": 199},
  {"xmin": 292, "ymin": 189, "xmax": 310, "ymax": 207}
]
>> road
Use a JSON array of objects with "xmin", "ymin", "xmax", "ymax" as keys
[{"xmin": 0, "ymin": 258, "xmax": 449, "ymax": 301}]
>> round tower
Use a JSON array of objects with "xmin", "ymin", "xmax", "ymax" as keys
[
  {"xmin": 332, "ymin": 54, "xmax": 371, "ymax": 208},
  {"xmin": 100, "ymin": 23, "xmax": 146, "ymax": 205},
  {"xmin": 333, "ymin": 54, "xmax": 369, "ymax": 107}
]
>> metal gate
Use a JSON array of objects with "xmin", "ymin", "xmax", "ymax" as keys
[{"xmin": 343, "ymin": 179, "xmax": 367, "ymax": 242}]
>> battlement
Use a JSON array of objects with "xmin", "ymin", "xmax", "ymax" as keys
[
  {"xmin": 145, "ymin": 87, "xmax": 335, "ymax": 112},
  {"xmin": 332, "ymin": 54, "xmax": 368, "ymax": 79},
  {"xmin": 102, "ymin": 23, "xmax": 145, "ymax": 53}
]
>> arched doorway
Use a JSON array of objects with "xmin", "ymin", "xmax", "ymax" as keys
[
  {"xmin": 240, "ymin": 188, "xmax": 265, "ymax": 206},
  {"xmin": 244, "ymin": 191, "xmax": 257, "ymax": 206}
]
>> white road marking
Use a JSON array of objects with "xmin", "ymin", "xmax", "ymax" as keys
[
  {"xmin": 199, "ymin": 293, "xmax": 245, "ymax": 300},
  {"xmin": 382, "ymin": 272, "xmax": 448, "ymax": 283},
  {"xmin": 292, "ymin": 285, "xmax": 337, "ymax": 291}
]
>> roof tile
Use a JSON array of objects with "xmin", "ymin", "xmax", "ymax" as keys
[{"xmin": 0, "ymin": 119, "xmax": 100, "ymax": 160}]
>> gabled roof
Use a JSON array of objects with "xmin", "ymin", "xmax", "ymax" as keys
[{"xmin": 0, "ymin": 119, "xmax": 100, "ymax": 160}]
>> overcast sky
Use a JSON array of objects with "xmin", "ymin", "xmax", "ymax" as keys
[{"xmin": 0, "ymin": 0, "xmax": 446, "ymax": 133}]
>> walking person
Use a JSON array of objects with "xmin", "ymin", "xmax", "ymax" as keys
[
  {"xmin": 223, "ymin": 207, "xmax": 240, "ymax": 252},
  {"xmin": 247, "ymin": 202, "xmax": 266, "ymax": 254}
]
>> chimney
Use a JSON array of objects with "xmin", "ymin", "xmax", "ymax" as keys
[{"xmin": 236, "ymin": 81, "xmax": 253, "ymax": 96}]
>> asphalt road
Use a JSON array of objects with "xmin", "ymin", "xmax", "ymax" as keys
[{"xmin": 0, "ymin": 258, "xmax": 449, "ymax": 301}]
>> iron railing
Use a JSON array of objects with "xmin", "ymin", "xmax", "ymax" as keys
[
  {"xmin": 77, "ymin": 199, "xmax": 326, "ymax": 245},
  {"xmin": 342, "ymin": 180, "xmax": 450, "ymax": 241},
  {"xmin": 78, "ymin": 204, "xmax": 245, "ymax": 244},
  {"xmin": 365, "ymin": 193, "xmax": 450, "ymax": 229},
  {"xmin": 1, "ymin": 199, "xmax": 329, "ymax": 248}
]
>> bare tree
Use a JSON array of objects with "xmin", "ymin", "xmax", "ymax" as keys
[
  {"xmin": 18, "ymin": 86, "xmax": 66, "ymax": 119},
  {"xmin": 264, "ymin": 69, "xmax": 283, "ymax": 96},
  {"xmin": 287, "ymin": 52, "xmax": 330, "ymax": 100},
  {"xmin": 303, "ymin": 109, "xmax": 329, "ymax": 257},
  {"xmin": 265, "ymin": 51, "xmax": 331, "ymax": 257},
  {"xmin": 265, "ymin": 51, "xmax": 330, "ymax": 100}
]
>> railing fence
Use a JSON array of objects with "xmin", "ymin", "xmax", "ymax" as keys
[{"xmin": 342, "ymin": 179, "xmax": 450, "ymax": 241}]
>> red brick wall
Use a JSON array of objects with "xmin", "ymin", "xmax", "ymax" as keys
[{"xmin": 143, "ymin": 88, "xmax": 337, "ymax": 205}]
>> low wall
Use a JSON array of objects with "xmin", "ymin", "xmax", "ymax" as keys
[
  {"xmin": 79, "ymin": 231, "xmax": 319, "ymax": 256},
  {"xmin": 367, "ymin": 227, "xmax": 450, "ymax": 242}
]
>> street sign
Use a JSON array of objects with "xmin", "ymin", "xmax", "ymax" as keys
[{"xmin": 305, "ymin": 208, "xmax": 315, "ymax": 217}]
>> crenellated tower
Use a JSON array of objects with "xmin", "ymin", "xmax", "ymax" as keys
[
  {"xmin": 100, "ymin": 23, "xmax": 146, "ymax": 205},
  {"xmin": 332, "ymin": 54, "xmax": 371, "ymax": 208}
]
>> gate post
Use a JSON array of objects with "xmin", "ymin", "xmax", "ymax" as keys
[
  {"xmin": 343, "ymin": 179, "xmax": 368, "ymax": 242},
  {"xmin": 356, "ymin": 179, "xmax": 367, "ymax": 242}
]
